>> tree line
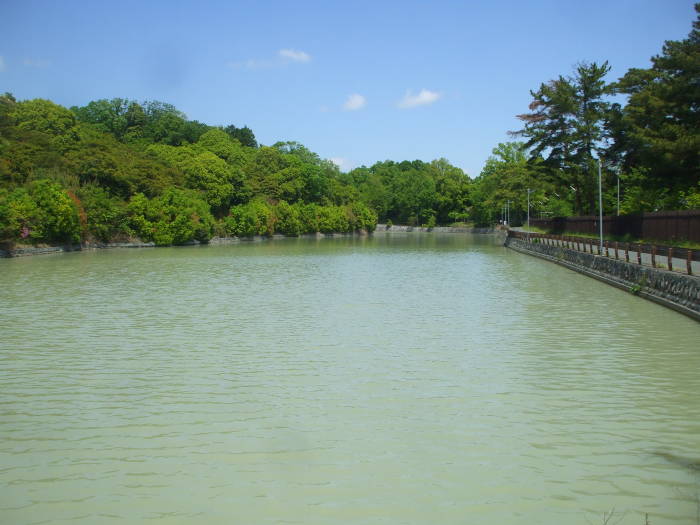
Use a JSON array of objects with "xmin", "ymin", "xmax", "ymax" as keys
[
  {"xmin": 471, "ymin": 4, "xmax": 699, "ymax": 225},
  {"xmin": 0, "ymin": 6, "xmax": 697, "ymax": 245},
  {"xmin": 0, "ymin": 91, "xmax": 473, "ymax": 246},
  {"xmin": 0, "ymin": 95, "xmax": 385, "ymax": 246}
]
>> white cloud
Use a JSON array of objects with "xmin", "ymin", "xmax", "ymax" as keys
[
  {"xmin": 279, "ymin": 49, "xmax": 311, "ymax": 63},
  {"xmin": 343, "ymin": 93, "xmax": 366, "ymax": 111},
  {"xmin": 0, "ymin": 56, "xmax": 5, "ymax": 72},
  {"xmin": 228, "ymin": 49, "xmax": 311, "ymax": 69},
  {"xmin": 23, "ymin": 58, "xmax": 49, "ymax": 68},
  {"xmin": 329, "ymin": 157, "xmax": 353, "ymax": 172},
  {"xmin": 397, "ymin": 89, "xmax": 441, "ymax": 109}
]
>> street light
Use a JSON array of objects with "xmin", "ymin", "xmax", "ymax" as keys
[
  {"xmin": 527, "ymin": 189, "xmax": 533, "ymax": 242},
  {"xmin": 598, "ymin": 158, "xmax": 603, "ymax": 254}
]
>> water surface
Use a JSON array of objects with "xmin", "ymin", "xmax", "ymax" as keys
[{"xmin": 1, "ymin": 233, "xmax": 699, "ymax": 524}]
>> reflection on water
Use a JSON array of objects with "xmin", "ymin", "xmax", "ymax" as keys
[{"xmin": 1, "ymin": 233, "xmax": 699, "ymax": 524}]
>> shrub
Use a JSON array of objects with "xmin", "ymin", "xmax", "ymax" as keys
[
  {"xmin": 126, "ymin": 189, "xmax": 214, "ymax": 245},
  {"xmin": 223, "ymin": 200, "xmax": 274, "ymax": 237},
  {"xmin": 77, "ymin": 185, "xmax": 127, "ymax": 242},
  {"xmin": 27, "ymin": 179, "xmax": 81, "ymax": 243},
  {"xmin": 274, "ymin": 201, "xmax": 303, "ymax": 236}
]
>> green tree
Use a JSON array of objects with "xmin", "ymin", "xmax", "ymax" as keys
[
  {"xmin": 0, "ymin": 92, "xmax": 17, "ymax": 139},
  {"xmin": 471, "ymin": 143, "xmax": 557, "ymax": 225},
  {"xmin": 198, "ymin": 128, "xmax": 247, "ymax": 164},
  {"xmin": 273, "ymin": 200, "xmax": 303, "ymax": 236},
  {"xmin": 126, "ymin": 189, "xmax": 214, "ymax": 245},
  {"xmin": 0, "ymin": 187, "xmax": 39, "ymax": 242},
  {"xmin": 224, "ymin": 124, "xmax": 257, "ymax": 148},
  {"xmin": 611, "ymin": 4, "xmax": 700, "ymax": 204},
  {"xmin": 72, "ymin": 98, "xmax": 131, "ymax": 139},
  {"xmin": 26, "ymin": 179, "xmax": 81, "ymax": 243},
  {"xmin": 514, "ymin": 62, "xmax": 612, "ymax": 214},
  {"xmin": 427, "ymin": 158, "xmax": 471, "ymax": 224},
  {"xmin": 77, "ymin": 185, "xmax": 128, "ymax": 242},
  {"xmin": 223, "ymin": 200, "xmax": 275, "ymax": 236},
  {"xmin": 12, "ymin": 98, "xmax": 79, "ymax": 151}
]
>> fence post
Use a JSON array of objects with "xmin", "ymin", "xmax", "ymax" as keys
[
  {"xmin": 625, "ymin": 243, "xmax": 629, "ymax": 263},
  {"xmin": 688, "ymin": 250, "xmax": 693, "ymax": 276},
  {"xmin": 605, "ymin": 241, "xmax": 609, "ymax": 258},
  {"xmin": 637, "ymin": 245, "xmax": 642, "ymax": 265},
  {"xmin": 614, "ymin": 241, "xmax": 619, "ymax": 260},
  {"xmin": 651, "ymin": 245, "xmax": 656, "ymax": 268},
  {"xmin": 668, "ymin": 247, "xmax": 673, "ymax": 272}
]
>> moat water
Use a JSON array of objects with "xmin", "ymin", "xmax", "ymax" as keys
[{"xmin": 1, "ymin": 233, "xmax": 699, "ymax": 524}]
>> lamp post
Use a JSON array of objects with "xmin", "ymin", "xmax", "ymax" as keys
[
  {"xmin": 598, "ymin": 159, "xmax": 603, "ymax": 254},
  {"xmin": 527, "ymin": 189, "xmax": 532, "ymax": 242}
]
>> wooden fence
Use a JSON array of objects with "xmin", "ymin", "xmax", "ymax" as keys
[
  {"xmin": 508, "ymin": 230, "xmax": 700, "ymax": 275},
  {"xmin": 530, "ymin": 210, "xmax": 700, "ymax": 243}
]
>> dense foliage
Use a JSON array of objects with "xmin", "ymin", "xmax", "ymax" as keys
[
  {"xmin": 0, "ymin": 90, "xmax": 473, "ymax": 246},
  {"xmin": 474, "ymin": 5, "xmax": 700, "ymax": 224},
  {"xmin": 1, "ymin": 7, "xmax": 697, "ymax": 243},
  {"xmin": 0, "ymin": 93, "xmax": 393, "ymax": 246}
]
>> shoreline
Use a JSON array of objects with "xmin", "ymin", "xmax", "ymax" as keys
[
  {"xmin": 505, "ymin": 235, "xmax": 700, "ymax": 321},
  {"xmin": 376, "ymin": 224, "xmax": 499, "ymax": 234},
  {"xmin": 0, "ymin": 231, "xmax": 370, "ymax": 258},
  {"xmin": 0, "ymin": 225, "xmax": 503, "ymax": 258}
]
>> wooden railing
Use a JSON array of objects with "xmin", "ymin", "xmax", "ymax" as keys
[{"xmin": 508, "ymin": 230, "xmax": 699, "ymax": 276}]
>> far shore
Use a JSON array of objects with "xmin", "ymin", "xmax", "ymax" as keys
[
  {"xmin": 377, "ymin": 224, "xmax": 501, "ymax": 234},
  {"xmin": 0, "ymin": 225, "xmax": 505, "ymax": 258}
]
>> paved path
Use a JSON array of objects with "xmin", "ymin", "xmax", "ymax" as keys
[{"xmin": 510, "ymin": 228, "xmax": 700, "ymax": 276}]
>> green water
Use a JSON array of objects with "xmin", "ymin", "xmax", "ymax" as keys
[{"xmin": 1, "ymin": 233, "xmax": 699, "ymax": 524}]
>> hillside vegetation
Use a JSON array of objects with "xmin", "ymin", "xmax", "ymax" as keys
[{"xmin": 1, "ymin": 6, "xmax": 698, "ymax": 245}]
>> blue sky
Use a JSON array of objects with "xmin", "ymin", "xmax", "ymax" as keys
[{"xmin": 1, "ymin": 0, "xmax": 696, "ymax": 176}]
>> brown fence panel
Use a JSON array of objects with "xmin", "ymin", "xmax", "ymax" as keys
[{"xmin": 531, "ymin": 210, "xmax": 700, "ymax": 243}]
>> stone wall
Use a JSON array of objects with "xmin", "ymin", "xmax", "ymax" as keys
[
  {"xmin": 505, "ymin": 237, "xmax": 700, "ymax": 321},
  {"xmin": 377, "ymin": 224, "xmax": 497, "ymax": 234},
  {"xmin": 0, "ymin": 244, "xmax": 83, "ymax": 258},
  {"xmin": 0, "ymin": 232, "xmax": 367, "ymax": 257}
]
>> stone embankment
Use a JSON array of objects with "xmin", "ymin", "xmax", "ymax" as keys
[
  {"xmin": 0, "ymin": 241, "xmax": 156, "ymax": 258},
  {"xmin": 505, "ymin": 236, "xmax": 700, "ymax": 321},
  {"xmin": 377, "ymin": 224, "xmax": 498, "ymax": 234},
  {"xmin": 0, "ymin": 231, "xmax": 370, "ymax": 258}
]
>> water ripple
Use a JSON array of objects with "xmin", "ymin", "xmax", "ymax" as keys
[{"xmin": 1, "ymin": 235, "xmax": 699, "ymax": 524}]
